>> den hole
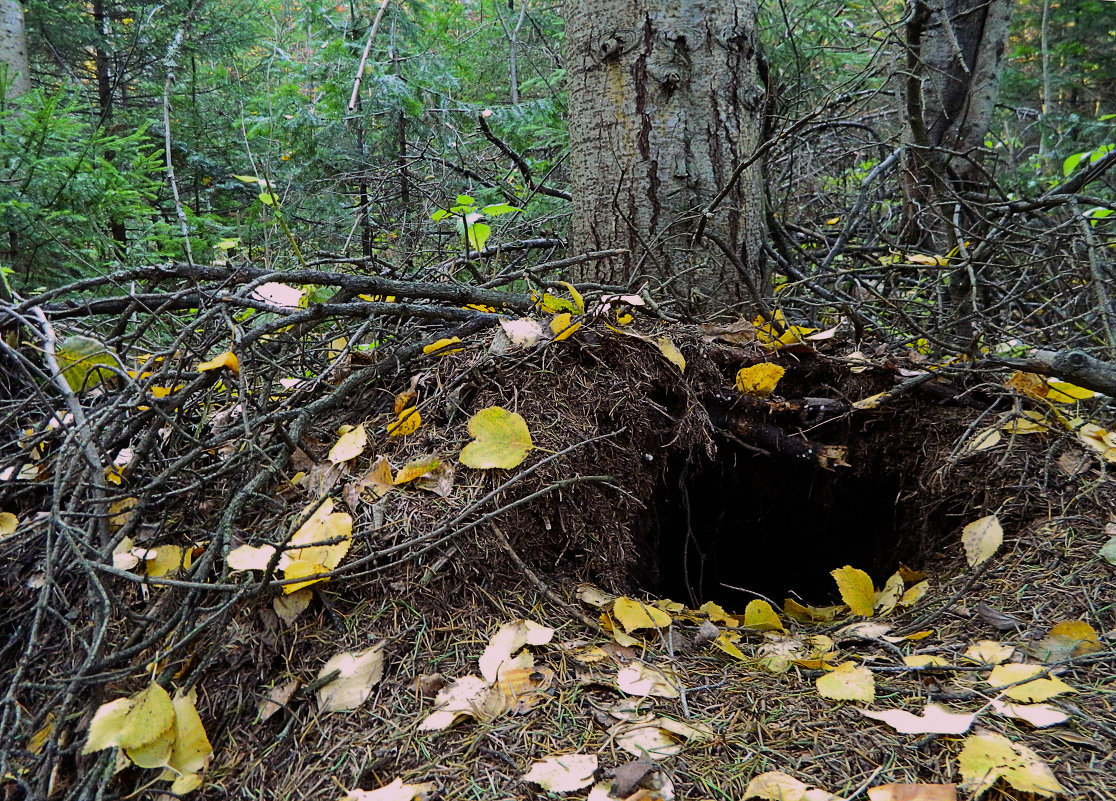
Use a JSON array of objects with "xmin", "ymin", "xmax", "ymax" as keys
[{"xmin": 650, "ymin": 440, "xmax": 931, "ymax": 610}]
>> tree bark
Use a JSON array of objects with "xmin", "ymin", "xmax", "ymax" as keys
[
  {"xmin": 0, "ymin": 0, "xmax": 30, "ymax": 98},
  {"xmin": 900, "ymin": 0, "xmax": 1013, "ymax": 249},
  {"xmin": 565, "ymin": 0, "xmax": 768, "ymax": 315}
]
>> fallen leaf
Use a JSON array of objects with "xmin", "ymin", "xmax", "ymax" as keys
[
  {"xmin": 500, "ymin": 317, "xmax": 546, "ymax": 348},
  {"xmin": 957, "ymin": 729, "xmax": 1063, "ymax": 797},
  {"xmin": 478, "ymin": 619, "xmax": 554, "ymax": 683},
  {"xmin": 1046, "ymin": 620, "xmax": 1101, "ymax": 655},
  {"xmin": 784, "ymin": 598, "xmax": 842, "ymax": 623},
  {"xmin": 1099, "ymin": 534, "xmax": 1116, "ymax": 565},
  {"xmin": 257, "ymin": 679, "xmax": 300, "ymax": 722},
  {"xmin": 831, "ymin": 565, "xmax": 875, "ymax": 616},
  {"xmin": 576, "ymin": 584, "xmax": 616, "ymax": 608},
  {"xmin": 987, "ymin": 663, "xmax": 1075, "ymax": 702},
  {"xmin": 167, "ymin": 688, "xmax": 212, "ymax": 780},
  {"xmin": 83, "ymin": 684, "xmax": 175, "ymax": 758},
  {"xmin": 742, "ymin": 599, "xmax": 784, "ymax": 631},
  {"xmin": 328, "ymin": 424, "xmax": 367, "ymax": 464},
  {"xmin": 227, "ymin": 544, "xmax": 280, "ymax": 572},
  {"xmin": 898, "ymin": 580, "xmax": 930, "ymax": 608},
  {"xmin": 858, "ymin": 703, "xmax": 974, "ymax": 734},
  {"xmin": 903, "ymin": 654, "xmax": 950, "ymax": 668},
  {"xmin": 354, "ymin": 457, "xmax": 395, "ymax": 499},
  {"xmin": 423, "ymin": 337, "xmax": 463, "ymax": 355},
  {"xmin": 743, "ymin": 771, "xmax": 839, "ymax": 801},
  {"xmin": 616, "ymin": 662, "xmax": 680, "ymax": 698},
  {"xmin": 197, "ymin": 351, "xmax": 239, "ymax": 375},
  {"xmin": 816, "ymin": 661, "xmax": 875, "ymax": 703},
  {"xmin": 459, "ymin": 407, "xmax": 533, "ymax": 469},
  {"xmin": 56, "ymin": 335, "xmax": 119, "ymax": 392},
  {"xmin": 875, "ymin": 571, "xmax": 905, "ymax": 615},
  {"xmin": 394, "ymin": 456, "xmax": 441, "ymax": 485},
  {"xmin": 316, "ymin": 643, "xmax": 386, "ymax": 712},
  {"xmin": 251, "ymin": 282, "xmax": 303, "ymax": 308},
  {"xmin": 273, "ymin": 589, "xmax": 312, "ymax": 626},
  {"xmin": 0, "ymin": 511, "xmax": 20, "ymax": 537},
  {"xmin": 612, "ymin": 597, "xmax": 673, "ymax": 633},
  {"xmin": 989, "ymin": 699, "xmax": 1068, "ymax": 728},
  {"xmin": 735, "ymin": 363, "xmax": 785, "ymax": 397},
  {"xmin": 867, "ymin": 784, "xmax": 956, "ymax": 801},
  {"xmin": 961, "ymin": 515, "xmax": 1002, "ymax": 567},
  {"xmin": 414, "ymin": 461, "xmax": 455, "ymax": 496},
  {"xmin": 142, "ymin": 545, "xmax": 192, "ymax": 578},
  {"xmin": 613, "ymin": 722, "xmax": 683, "ymax": 760},
  {"xmin": 386, "ymin": 408, "xmax": 421, "ymax": 437},
  {"xmin": 417, "ymin": 675, "xmax": 492, "ymax": 731},
  {"xmin": 343, "ymin": 777, "xmax": 437, "ymax": 801},
  {"xmin": 975, "ymin": 601, "xmax": 1024, "ymax": 631},
  {"xmin": 964, "ymin": 427, "xmax": 1001, "ymax": 453},
  {"xmin": 963, "ymin": 640, "xmax": 1014, "ymax": 665},
  {"xmin": 550, "ymin": 313, "xmax": 582, "ymax": 341},
  {"xmin": 655, "ymin": 337, "xmax": 686, "ymax": 373},
  {"xmin": 523, "ymin": 754, "xmax": 598, "ymax": 793},
  {"xmin": 282, "ymin": 498, "xmax": 352, "ymax": 592}
]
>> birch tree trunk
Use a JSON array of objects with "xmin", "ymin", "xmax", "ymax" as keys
[
  {"xmin": 0, "ymin": 0, "xmax": 30, "ymax": 98},
  {"xmin": 565, "ymin": 0, "xmax": 768, "ymax": 315}
]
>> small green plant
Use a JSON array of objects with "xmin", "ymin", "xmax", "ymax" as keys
[{"xmin": 431, "ymin": 195, "xmax": 520, "ymax": 253}]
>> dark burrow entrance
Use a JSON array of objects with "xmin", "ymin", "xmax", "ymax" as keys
[{"xmin": 649, "ymin": 439, "xmax": 932, "ymax": 610}]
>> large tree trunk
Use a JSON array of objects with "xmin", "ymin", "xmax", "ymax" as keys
[
  {"xmin": 565, "ymin": 0, "xmax": 768, "ymax": 315},
  {"xmin": 900, "ymin": 0, "xmax": 1013, "ymax": 250},
  {"xmin": 0, "ymin": 0, "xmax": 30, "ymax": 98}
]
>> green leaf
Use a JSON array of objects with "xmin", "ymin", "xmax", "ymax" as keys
[
  {"xmin": 481, "ymin": 203, "xmax": 521, "ymax": 217},
  {"xmin": 1063, "ymin": 151, "xmax": 1088, "ymax": 176},
  {"xmin": 232, "ymin": 174, "xmax": 259, "ymax": 183},
  {"xmin": 215, "ymin": 238, "xmax": 240, "ymax": 250},
  {"xmin": 258, "ymin": 191, "xmax": 279, "ymax": 206},
  {"xmin": 467, "ymin": 221, "xmax": 491, "ymax": 252},
  {"xmin": 455, "ymin": 194, "xmax": 475, "ymax": 205},
  {"xmin": 431, "ymin": 209, "xmax": 450, "ymax": 221}
]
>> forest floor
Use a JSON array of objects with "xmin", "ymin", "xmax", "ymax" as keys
[{"xmin": 3, "ymin": 315, "xmax": 1116, "ymax": 801}]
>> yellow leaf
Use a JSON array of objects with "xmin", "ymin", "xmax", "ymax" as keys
[
  {"xmin": 903, "ymin": 654, "xmax": 950, "ymax": 668},
  {"xmin": 328, "ymin": 423, "xmax": 367, "ymax": 464},
  {"xmin": 125, "ymin": 717, "xmax": 176, "ymax": 768},
  {"xmin": 874, "ymin": 572, "xmax": 906, "ymax": 615},
  {"xmin": 712, "ymin": 633, "xmax": 747, "ymax": 660},
  {"xmin": 1047, "ymin": 620, "xmax": 1101, "ymax": 655},
  {"xmin": 744, "ymin": 771, "xmax": 840, "ymax": 801},
  {"xmin": 423, "ymin": 337, "xmax": 463, "ymax": 356},
  {"xmin": 532, "ymin": 290, "xmax": 576, "ymax": 314},
  {"xmin": 656, "ymin": 336, "xmax": 686, "ymax": 372},
  {"xmin": 831, "ymin": 565, "xmax": 875, "ymax": 616},
  {"xmin": 816, "ymin": 661, "xmax": 875, "ymax": 703},
  {"xmin": 84, "ymin": 684, "xmax": 175, "ymax": 757},
  {"xmin": 905, "ymin": 253, "xmax": 948, "ymax": 266},
  {"xmin": 549, "ymin": 313, "xmax": 582, "ymax": 341},
  {"xmin": 735, "ymin": 363, "xmax": 786, "ymax": 397},
  {"xmin": 616, "ymin": 312, "xmax": 633, "ymax": 325},
  {"xmin": 612, "ymin": 597, "xmax": 673, "ymax": 632},
  {"xmin": 394, "ymin": 456, "xmax": 441, "ymax": 485},
  {"xmin": 958, "ymin": 730, "xmax": 1063, "ymax": 798},
  {"xmin": 143, "ymin": 545, "xmax": 192, "ymax": 578},
  {"xmin": 699, "ymin": 601, "xmax": 737, "ymax": 625},
  {"xmin": 557, "ymin": 281, "xmax": 585, "ymax": 314},
  {"xmin": 168, "ymin": 688, "xmax": 212, "ymax": 778},
  {"xmin": 965, "ymin": 427, "xmax": 1001, "ymax": 453},
  {"xmin": 282, "ymin": 559, "xmax": 330, "ymax": 593},
  {"xmin": 783, "ymin": 598, "xmax": 842, "ymax": 622},
  {"xmin": 961, "ymin": 515, "xmax": 1002, "ymax": 567},
  {"xmin": 282, "ymin": 498, "xmax": 352, "ymax": 591},
  {"xmin": 1046, "ymin": 380, "xmax": 1094, "ymax": 402},
  {"xmin": 459, "ymin": 407, "xmax": 533, "ymax": 469},
  {"xmin": 56, "ymin": 335, "xmax": 118, "ymax": 392},
  {"xmin": 742, "ymin": 599, "xmax": 784, "ymax": 631},
  {"xmin": 853, "ymin": 391, "xmax": 889, "ymax": 410},
  {"xmin": 898, "ymin": 580, "xmax": 930, "ymax": 608},
  {"xmin": 963, "ymin": 640, "xmax": 1015, "ymax": 665},
  {"xmin": 28, "ymin": 714, "xmax": 54, "ymax": 755},
  {"xmin": 393, "ymin": 390, "xmax": 417, "ymax": 416},
  {"xmin": 197, "ymin": 351, "xmax": 239, "ymax": 375},
  {"xmin": 0, "ymin": 512, "xmax": 18, "ymax": 537},
  {"xmin": 987, "ymin": 664, "xmax": 1076, "ymax": 702},
  {"xmin": 386, "ymin": 408, "xmax": 421, "ymax": 437},
  {"xmin": 1001, "ymin": 416, "xmax": 1048, "ymax": 434}
]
